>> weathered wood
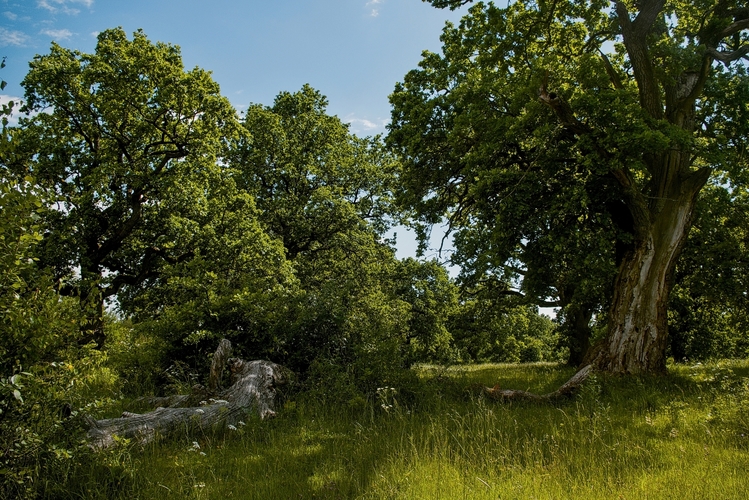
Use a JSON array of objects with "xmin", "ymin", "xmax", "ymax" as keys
[
  {"xmin": 484, "ymin": 364, "xmax": 593, "ymax": 402},
  {"xmin": 86, "ymin": 340, "xmax": 290, "ymax": 449},
  {"xmin": 209, "ymin": 338, "xmax": 232, "ymax": 391}
]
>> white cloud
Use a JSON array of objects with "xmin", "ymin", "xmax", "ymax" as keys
[
  {"xmin": 0, "ymin": 96, "xmax": 19, "ymax": 107},
  {"xmin": 4, "ymin": 11, "xmax": 18, "ymax": 20},
  {"xmin": 0, "ymin": 27, "xmax": 29, "ymax": 47},
  {"xmin": 40, "ymin": 28, "xmax": 74, "ymax": 40},
  {"xmin": 366, "ymin": 0, "xmax": 382, "ymax": 17},
  {"xmin": 37, "ymin": 0, "xmax": 94, "ymax": 15},
  {"xmin": 345, "ymin": 115, "xmax": 388, "ymax": 135}
]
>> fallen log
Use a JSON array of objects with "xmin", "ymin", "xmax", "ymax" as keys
[
  {"xmin": 86, "ymin": 340, "xmax": 290, "ymax": 449},
  {"xmin": 483, "ymin": 364, "xmax": 593, "ymax": 401}
]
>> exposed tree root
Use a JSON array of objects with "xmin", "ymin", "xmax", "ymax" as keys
[{"xmin": 483, "ymin": 364, "xmax": 593, "ymax": 401}]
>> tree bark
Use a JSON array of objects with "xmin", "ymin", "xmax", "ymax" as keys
[
  {"xmin": 577, "ymin": 0, "xmax": 718, "ymax": 375},
  {"xmin": 85, "ymin": 340, "xmax": 290, "ymax": 449},
  {"xmin": 587, "ymin": 166, "xmax": 709, "ymax": 374},
  {"xmin": 78, "ymin": 280, "xmax": 106, "ymax": 349}
]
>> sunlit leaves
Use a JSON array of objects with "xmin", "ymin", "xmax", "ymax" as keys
[{"xmin": 9, "ymin": 28, "xmax": 240, "ymax": 344}]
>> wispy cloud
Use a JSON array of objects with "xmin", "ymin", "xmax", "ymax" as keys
[
  {"xmin": 366, "ymin": 0, "xmax": 382, "ymax": 17},
  {"xmin": 345, "ymin": 114, "xmax": 388, "ymax": 135},
  {"xmin": 4, "ymin": 11, "xmax": 18, "ymax": 21},
  {"xmin": 37, "ymin": 0, "xmax": 94, "ymax": 15},
  {"xmin": 0, "ymin": 27, "xmax": 30, "ymax": 47},
  {"xmin": 40, "ymin": 28, "xmax": 74, "ymax": 41}
]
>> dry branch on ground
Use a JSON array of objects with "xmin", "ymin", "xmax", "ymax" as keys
[{"xmin": 85, "ymin": 339, "xmax": 290, "ymax": 449}]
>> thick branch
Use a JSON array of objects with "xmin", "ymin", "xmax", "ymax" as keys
[
  {"xmin": 616, "ymin": 0, "xmax": 666, "ymax": 119},
  {"xmin": 538, "ymin": 83, "xmax": 590, "ymax": 135},
  {"xmin": 598, "ymin": 49, "xmax": 624, "ymax": 90},
  {"xmin": 718, "ymin": 18, "xmax": 749, "ymax": 39},
  {"xmin": 707, "ymin": 45, "xmax": 749, "ymax": 65}
]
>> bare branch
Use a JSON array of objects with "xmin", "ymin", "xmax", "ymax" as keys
[
  {"xmin": 598, "ymin": 49, "xmax": 624, "ymax": 90},
  {"xmin": 718, "ymin": 18, "xmax": 749, "ymax": 39},
  {"xmin": 485, "ymin": 364, "xmax": 593, "ymax": 401},
  {"xmin": 707, "ymin": 45, "xmax": 749, "ymax": 66}
]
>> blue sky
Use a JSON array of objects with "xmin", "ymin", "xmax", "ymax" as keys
[{"xmin": 1, "ymin": 0, "xmax": 468, "ymax": 136}]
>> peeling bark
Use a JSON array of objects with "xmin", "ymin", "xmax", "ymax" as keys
[
  {"xmin": 587, "ymin": 161, "xmax": 710, "ymax": 374},
  {"xmin": 86, "ymin": 340, "xmax": 290, "ymax": 449}
]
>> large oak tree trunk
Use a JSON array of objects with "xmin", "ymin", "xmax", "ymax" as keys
[{"xmin": 588, "ymin": 160, "xmax": 709, "ymax": 374}]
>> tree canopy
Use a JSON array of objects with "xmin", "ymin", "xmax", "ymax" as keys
[
  {"xmin": 391, "ymin": 0, "xmax": 749, "ymax": 373},
  {"xmin": 4, "ymin": 28, "xmax": 240, "ymax": 346},
  {"xmin": 3, "ymin": 14, "xmax": 749, "ymax": 496}
]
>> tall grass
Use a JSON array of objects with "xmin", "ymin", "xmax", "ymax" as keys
[{"xmin": 47, "ymin": 360, "xmax": 749, "ymax": 499}]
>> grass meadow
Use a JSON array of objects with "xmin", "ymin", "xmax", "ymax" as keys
[{"xmin": 45, "ymin": 360, "xmax": 749, "ymax": 499}]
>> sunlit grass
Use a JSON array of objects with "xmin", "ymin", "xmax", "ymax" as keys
[{"xmin": 53, "ymin": 359, "xmax": 749, "ymax": 499}]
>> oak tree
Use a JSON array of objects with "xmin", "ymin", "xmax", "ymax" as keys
[
  {"xmin": 391, "ymin": 0, "xmax": 749, "ymax": 373},
  {"xmin": 6, "ymin": 28, "xmax": 238, "ymax": 347}
]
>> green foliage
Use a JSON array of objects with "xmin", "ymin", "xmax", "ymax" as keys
[
  {"xmin": 7, "ymin": 28, "xmax": 240, "ymax": 345},
  {"xmin": 0, "ymin": 342, "xmax": 126, "ymax": 499},
  {"xmin": 388, "ymin": 0, "xmax": 633, "ymax": 360},
  {"xmin": 235, "ymin": 85, "xmax": 400, "ymax": 251},
  {"xmin": 393, "ymin": 0, "xmax": 749, "ymax": 370},
  {"xmin": 0, "ymin": 179, "xmax": 57, "ymax": 371},
  {"xmin": 114, "ymin": 85, "xmax": 459, "ymax": 390},
  {"xmin": 2, "ymin": 15, "xmax": 747, "ymax": 497},
  {"xmin": 0, "ymin": 179, "xmax": 123, "ymax": 492},
  {"xmin": 451, "ymin": 299, "xmax": 564, "ymax": 363},
  {"xmin": 221, "ymin": 86, "xmax": 414, "ymax": 376},
  {"xmin": 669, "ymin": 183, "xmax": 749, "ymax": 360},
  {"xmin": 120, "ymin": 167, "xmax": 293, "ymax": 370},
  {"xmin": 393, "ymin": 258, "xmax": 459, "ymax": 364},
  {"xmin": 422, "ymin": 0, "xmax": 473, "ymax": 10}
]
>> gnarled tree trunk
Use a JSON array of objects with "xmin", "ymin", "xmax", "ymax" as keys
[
  {"xmin": 86, "ymin": 340, "xmax": 290, "ymax": 449},
  {"xmin": 589, "ymin": 174, "xmax": 707, "ymax": 374}
]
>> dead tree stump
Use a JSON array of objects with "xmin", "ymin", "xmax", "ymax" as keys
[{"xmin": 86, "ymin": 340, "xmax": 290, "ymax": 449}]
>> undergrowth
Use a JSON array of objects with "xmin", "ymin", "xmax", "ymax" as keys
[{"xmin": 20, "ymin": 360, "xmax": 749, "ymax": 499}]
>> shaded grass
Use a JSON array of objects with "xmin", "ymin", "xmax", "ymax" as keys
[{"xmin": 51, "ymin": 360, "xmax": 749, "ymax": 499}]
